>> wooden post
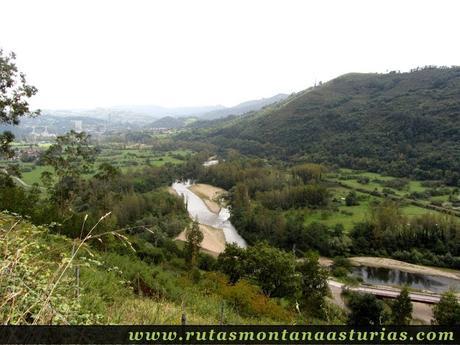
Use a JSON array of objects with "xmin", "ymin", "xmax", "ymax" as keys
[
  {"xmin": 219, "ymin": 302, "xmax": 224, "ymax": 325},
  {"xmin": 181, "ymin": 300, "xmax": 187, "ymax": 325},
  {"xmin": 72, "ymin": 241, "xmax": 80, "ymax": 298},
  {"xmin": 137, "ymin": 273, "xmax": 142, "ymax": 297},
  {"xmin": 75, "ymin": 266, "xmax": 80, "ymax": 298}
]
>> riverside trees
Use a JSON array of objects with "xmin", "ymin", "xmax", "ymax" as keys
[
  {"xmin": 185, "ymin": 219, "xmax": 203, "ymax": 267},
  {"xmin": 217, "ymin": 242, "xmax": 330, "ymax": 316}
]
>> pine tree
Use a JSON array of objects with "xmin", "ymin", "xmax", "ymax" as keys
[
  {"xmin": 433, "ymin": 291, "xmax": 460, "ymax": 325},
  {"xmin": 185, "ymin": 219, "xmax": 203, "ymax": 267},
  {"xmin": 391, "ymin": 286, "xmax": 413, "ymax": 324}
]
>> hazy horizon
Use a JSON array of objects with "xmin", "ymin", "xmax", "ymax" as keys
[
  {"xmin": 1, "ymin": 0, "xmax": 459, "ymax": 110},
  {"xmin": 37, "ymin": 93, "xmax": 289, "ymax": 112}
]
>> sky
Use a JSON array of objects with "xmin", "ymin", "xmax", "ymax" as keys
[{"xmin": 1, "ymin": 0, "xmax": 459, "ymax": 110}]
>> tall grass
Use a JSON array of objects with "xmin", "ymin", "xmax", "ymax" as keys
[
  {"xmin": 1, "ymin": 211, "xmax": 319, "ymax": 325},
  {"xmin": 0, "ymin": 211, "xmax": 116, "ymax": 324}
]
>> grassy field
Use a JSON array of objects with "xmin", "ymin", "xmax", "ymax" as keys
[
  {"xmin": 330, "ymin": 169, "xmax": 415, "ymax": 193},
  {"xmin": 96, "ymin": 148, "xmax": 191, "ymax": 173},
  {"xmin": 3, "ymin": 147, "xmax": 192, "ymax": 186},
  {"xmin": 299, "ymin": 170, "xmax": 454, "ymax": 232},
  {"xmin": 20, "ymin": 165, "xmax": 53, "ymax": 185},
  {"xmin": 302, "ymin": 191, "xmax": 439, "ymax": 231},
  {"xmin": 327, "ymin": 169, "xmax": 458, "ymax": 205}
]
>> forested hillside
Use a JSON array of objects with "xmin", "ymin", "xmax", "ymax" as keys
[{"xmin": 193, "ymin": 67, "xmax": 460, "ymax": 185}]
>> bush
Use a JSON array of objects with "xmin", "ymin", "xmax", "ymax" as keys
[
  {"xmin": 357, "ymin": 177, "xmax": 369, "ymax": 184},
  {"xmin": 221, "ymin": 279, "xmax": 291, "ymax": 320},
  {"xmin": 198, "ymin": 254, "xmax": 217, "ymax": 271},
  {"xmin": 383, "ymin": 178, "xmax": 409, "ymax": 190},
  {"xmin": 345, "ymin": 191, "xmax": 359, "ymax": 206},
  {"xmin": 133, "ymin": 239, "xmax": 165, "ymax": 264},
  {"xmin": 332, "ymin": 266, "xmax": 349, "ymax": 278},
  {"xmin": 199, "ymin": 272, "xmax": 292, "ymax": 321},
  {"xmin": 331, "ymin": 257, "xmax": 352, "ymax": 278}
]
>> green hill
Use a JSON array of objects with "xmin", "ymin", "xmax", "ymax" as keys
[
  {"xmin": 151, "ymin": 116, "xmax": 186, "ymax": 129},
  {"xmin": 197, "ymin": 67, "xmax": 460, "ymax": 184}
]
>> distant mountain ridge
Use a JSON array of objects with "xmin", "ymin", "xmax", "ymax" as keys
[
  {"xmin": 150, "ymin": 116, "xmax": 186, "ymax": 129},
  {"xmin": 199, "ymin": 93, "xmax": 289, "ymax": 120},
  {"xmin": 42, "ymin": 104, "xmax": 225, "ymax": 121},
  {"xmin": 146, "ymin": 94, "xmax": 291, "ymax": 129},
  {"xmin": 39, "ymin": 94, "xmax": 289, "ymax": 122}
]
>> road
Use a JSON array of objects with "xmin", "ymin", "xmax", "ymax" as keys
[{"xmin": 328, "ymin": 280, "xmax": 442, "ymax": 304}]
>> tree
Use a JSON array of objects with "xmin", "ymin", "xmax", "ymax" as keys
[
  {"xmin": 230, "ymin": 183, "xmax": 251, "ymax": 222},
  {"xmin": 94, "ymin": 162, "xmax": 120, "ymax": 181},
  {"xmin": 297, "ymin": 251, "xmax": 329, "ymax": 316},
  {"xmin": 432, "ymin": 291, "xmax": 460, "ymax": 325},
  {"xmin": 345, "ymin": 191, "xmax": 359, "ymax": 206},
  {"xmin": 245, "ymin": 242, "xmax": 298, "ymax": 297},
  {"xmin": 292, "ymin": 163, "xmax": 324, "ymax": 183},
  {"xmin": 369, "ymin": 199, "xmax": 406, "ymax": 236},
  {"xmin": 217, "ymin": 243, "xmax": 248, "ymax": 284},
  {"xmin": 184, "ymin": 219, "xmax": 203, "ymax": 267},
  {"xmin": 347, "ymin": 292, "xmax": 387, "ymax": 325},
  {"xmin": 0, "ymin": 49, "xmax": 39, "ymax": 157},
  {"xmin": 391, "ymin": 286, "xmax": 413, "ymax": 324},
  {"xmin": 43, "ymin": 130, "xmax": 97, "ymax": 179},
  {"xmin": 42, "ymin": 131, "xmax": 98, "ymax": 212}
]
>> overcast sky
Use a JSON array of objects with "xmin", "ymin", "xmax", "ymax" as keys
[{"xmin": 1, "ymin": 0, "xmax": 459, "ymax": 110}]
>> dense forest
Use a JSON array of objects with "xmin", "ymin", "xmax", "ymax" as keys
[
  {"xmin": 181, "ymin": 67, "xmax": 460, "ymax": 185},
  {"xmin": 190, "ymin": 156, "xmax": 460, "ymax": 268}
]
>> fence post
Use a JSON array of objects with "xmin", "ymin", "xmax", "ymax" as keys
[
  {"xmin": 71, "ymin": 241, "xmax": 80, "ymax": 298},
  {"xmin": 181, "ymin": 299, "xmax": 187, "ymax": 325},
  {"xmin": 75, "ymin": 266, "xmax": 80, "ymax": 298},
  {"xmin": 219, "ymin": 302, "xmax": 224, "ymax": 325}
]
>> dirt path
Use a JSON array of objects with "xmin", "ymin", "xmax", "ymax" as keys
[
  {"xmin": 349, "ymin": 256, "xmax": 460, "ymax": 280},
  {"xmin": 1, "ymin": 168, "xmax": 46, "ymax": 191},
  {"xmin": 189, "ymin": 184, "xmax": 225, "ymax": 214},
  {"xmin": 412, "ymin": 302, "xmax": 433, "ymax": 325},
  {"xmin": 319, "ymin": 257, "xmax": 333, "ymax": 267},
  {"xmin": 175, "ymin": 224, "xmax": 226, "ymax": 257}
]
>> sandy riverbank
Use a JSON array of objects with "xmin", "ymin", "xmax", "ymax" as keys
[
  {"xmin": 350, "ymin": 256, "xmax": 460, "ymax": 280},
  {"xmin": 189, "ymin": 184, "xmax": 226, "ymax": 214},
  {"xmin": 175, "ymin": 224, "xmax": 226, "ymax": 257},
  {"xmin": 170, "ymin": 183, "xmax": 229, "ymax": 256}
]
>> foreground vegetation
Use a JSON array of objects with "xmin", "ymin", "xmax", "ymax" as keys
[{"xmin": 0, "ymin": 211, "xmax": 305, "ymax": 324}]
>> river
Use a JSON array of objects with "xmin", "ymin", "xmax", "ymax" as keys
[{"xmin": 171, "ymin": 181, "xmax": 247, "ymax": 248}]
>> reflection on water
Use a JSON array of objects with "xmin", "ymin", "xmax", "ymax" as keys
[
  {"xmin": 172, "ymin": 181, "xmax": 247, "ymax": 248},
  {"xmin": 352, "ymin": 266, "xmax": 460, "ymax": 293}
]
